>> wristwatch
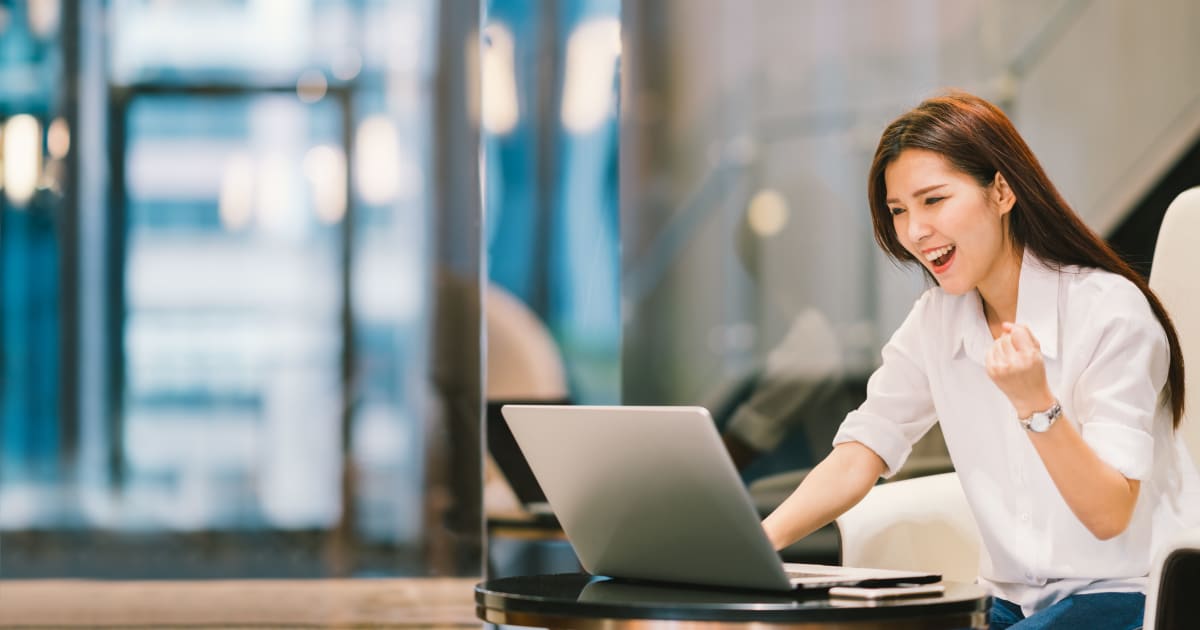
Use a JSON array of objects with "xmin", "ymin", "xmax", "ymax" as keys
[{"xmin": 1019, "ymin": 400, "xmax": 1062, "ymax": 433}]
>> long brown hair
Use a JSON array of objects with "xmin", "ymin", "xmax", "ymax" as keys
[{"xmin": 867, "ymin": 90, "xmax": 1186, "ymax": 428}]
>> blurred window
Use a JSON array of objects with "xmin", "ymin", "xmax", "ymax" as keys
[
  {"xmin": 0, "ymin": 0, "xmax": 448, "ymax": 578},
  {"xmin": 482, "ymin": 0, "xmax": 621, "ymax": 405}
]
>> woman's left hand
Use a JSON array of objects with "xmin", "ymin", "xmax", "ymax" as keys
[{"xmin": 985, "ymin": 322, "xmax": 1056, "ymax": 419}]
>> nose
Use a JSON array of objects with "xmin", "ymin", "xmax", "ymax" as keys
[{"xmin": 907, "ymin": 211, "xmax": 933, "ymax": 244}]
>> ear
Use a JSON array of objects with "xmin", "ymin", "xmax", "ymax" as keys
[{"xmin": 991, "ymin": 171, "xmax": 1017, "ymax": 216}]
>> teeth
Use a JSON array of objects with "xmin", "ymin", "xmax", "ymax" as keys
[{"xmin": 924, "ymin": 244, "xmax": 955, "ymax": 262}]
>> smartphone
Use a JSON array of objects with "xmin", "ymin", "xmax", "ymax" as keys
[{"xmin": 828, "ymin": 583, "xmax": 946, "ymax": 600}]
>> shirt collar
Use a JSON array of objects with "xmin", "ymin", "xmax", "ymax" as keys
[{"xmin": 951, "ymin": 249, "xmax": 1060, "ymax": 362}]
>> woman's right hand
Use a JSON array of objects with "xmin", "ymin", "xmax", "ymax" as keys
[{"xmin": 761, "ymin": 442, "xmax": 885, "ymax": 550}]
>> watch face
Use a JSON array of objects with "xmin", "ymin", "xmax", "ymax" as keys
[{"xmin": 1030, "ymin": 412, "xmax": 1051, "ymax": 432}]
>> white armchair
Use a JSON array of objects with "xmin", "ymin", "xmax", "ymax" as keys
[
  {"xmin": 835, "ymin": 472, "xmax": 982, "ymax": 583},
  {"xmin": 1148, "ymin": 186, "xmax": 1200, "ymax": 463},
  {"xmin": 1143, "ymin": 186, "xmax": 1200, "ymax": 629},
  {"xmin": 484, "ymin": 283, "xmax": 568, "ymax": 402},
  {"xmin": 1143, "ymin": 526, "xmax": 1200, "ymax": 630}
]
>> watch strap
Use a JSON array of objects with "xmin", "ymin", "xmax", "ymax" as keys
[{"xmin": 1020, "ymin": 400, "xmax": 1062, "ymax": 432}]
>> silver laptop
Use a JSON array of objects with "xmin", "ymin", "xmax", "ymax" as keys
[{"xmin": 501, "ymin": 404, "xmax": 940, "ymax": 592}]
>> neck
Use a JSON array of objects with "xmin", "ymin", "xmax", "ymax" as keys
[{"xmin": 978, "ymin": 246, "xmax": 1023, "ymax": 326}]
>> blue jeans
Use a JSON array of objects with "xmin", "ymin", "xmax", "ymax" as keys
[{"xmin": 989, "ymin": 592, "xmax": 1145, "ymax": 630}]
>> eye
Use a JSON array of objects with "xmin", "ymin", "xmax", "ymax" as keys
[
  {"xmin": 889, "ymin": 207, "xmax": 906, "ymax": 217},
  {"xmin": 925, "ymin": 196, "xmax": 944, "ymax": 206}
]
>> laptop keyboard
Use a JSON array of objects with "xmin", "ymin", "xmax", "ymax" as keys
[{"xmin": 785, "ymin": 568, "xmax": 834, "ymax": 578}]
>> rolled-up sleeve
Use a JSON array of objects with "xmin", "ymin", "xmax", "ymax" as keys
[
  {"xmin": 1074, "ymin": 292, "xmax": 1169, "ymax": 481},
  {"xmin": 833, "ymin": 292, "xmax": 939, "ymax": 478}
]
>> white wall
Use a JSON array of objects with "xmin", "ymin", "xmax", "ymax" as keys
[{"xmin": 1014, "ymin": 0, "xmax": 1200, "ymax": 234}]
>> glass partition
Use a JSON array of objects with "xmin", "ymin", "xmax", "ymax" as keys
[{"xmin": 0, "ymin": 0, "xmax": 482, "ymax": 579}]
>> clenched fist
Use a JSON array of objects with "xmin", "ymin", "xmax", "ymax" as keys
[{"xmin": 985, "ymin": 322, "xmax": 1056, "ymax": 419}]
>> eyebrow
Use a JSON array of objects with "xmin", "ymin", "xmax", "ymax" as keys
[{"xmin": 886, "ymin": 183, "xmax": 948, "ymax": 205}]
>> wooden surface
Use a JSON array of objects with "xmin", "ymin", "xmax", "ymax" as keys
[{"xmin": 0, "ymin": 578, "xmax": 479, "ymax": 628}]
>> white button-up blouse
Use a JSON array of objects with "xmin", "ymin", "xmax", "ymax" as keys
[{"xmin": 833, "ymin": 251, "xmax": 1200, "ymax": 615}]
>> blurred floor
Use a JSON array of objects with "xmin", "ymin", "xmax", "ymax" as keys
[{"xmin": 0, "ymin": 578, "xmax": 478, "ymax": 628}]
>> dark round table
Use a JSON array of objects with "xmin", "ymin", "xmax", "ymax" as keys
[{"xmin": 476, "ymin": 573, "xmax": 990, "ymax": 629}]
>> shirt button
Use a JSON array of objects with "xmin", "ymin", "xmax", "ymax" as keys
[{"xmin": 1020, "ymin": 513, "xmax": 1030, "ymax": 523}]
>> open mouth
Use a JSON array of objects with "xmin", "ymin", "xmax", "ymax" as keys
[{"xmin": 925, "ymin": 244, "xmax": 956, "ymax": 272}]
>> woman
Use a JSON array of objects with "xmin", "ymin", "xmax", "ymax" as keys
[{"xmin": 762, "ymin": 91, "xmax": 1200, "ymax": 629}]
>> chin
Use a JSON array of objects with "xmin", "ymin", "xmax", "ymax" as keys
[
  {"xmin": 937, "ymin": 282, "xmax": 973, "ymax": 296},
  {"xmin": 932, "ymin": 275, "xmax": 973, "ymax": 295}
]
